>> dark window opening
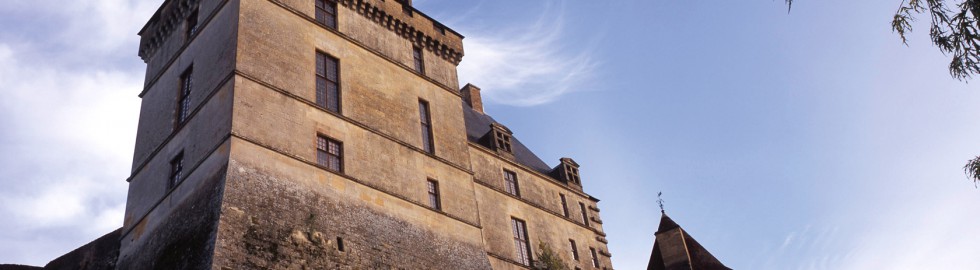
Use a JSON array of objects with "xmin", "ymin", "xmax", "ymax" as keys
[
  {"xmin": 590, "ymin": 247, "xmax": 599, "ymax": 267},
  {"xmin": 315, "ymin": 0, "xmax": 338, "ymax": 29},
  {"xmin": 504, "ymin": 170, "xmax": 520, "ymax": 197},
  {"xmin": 565, "ymin": 164, "xmax": 581, "ymax": 185},
  {"xmin": 315, "ymin": 52, "xmax": 341, "ymax": 113},
  {"xmin": 511, "ymin": 218, "xmax": 531, "ymax": 266},
  {"xmin": 560, "ymin": 194, "xmax": 569, "ymax": 217},
  {"xmin": 337, "ymin": 237, "xmax": 345, "ymax": 251},
  {"xmin": 412, "ymin": 46, "xmax": 425, "ymax": 75},
  {"xmin": 427, "ymin": 179, "xmax": 441, "ymax": 210},
  {"xmin": 176, "ymin": 67, "xmax": 193, "ymax": 127},
  {"xmin": 569, "ymin": 239, "xmax": 580, "ymax": 261},
  {"xmin": 186, "ymin": 9, "xmax": 199, "ymax": 39},
  {"xmin": 418, "ymin": 100, "xmax": 435, "ymax": 154},
  {"xmin": 169, "ymin": 152, "xmax": 184, "ymax": 190},
  {"xmin": 494, "ymin": 129, "xmax": 513, "ymax": 153},
  {"xmin": 580, "ymin": 202, "xmax": 590, "ymax": 227},
  {"xmin": 316, "ymin": 135, "xmax": 343, "ymax": 172}
]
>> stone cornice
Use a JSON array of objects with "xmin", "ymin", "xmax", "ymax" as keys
[
  {"xmin": 138, "ymin": 0, "xmax": 201, "ymax": 62},
  {"xmin": 337, "ymin": 0, "xmax": 465, "ymax": 65}
]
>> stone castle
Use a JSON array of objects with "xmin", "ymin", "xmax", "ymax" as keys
[{"xmin": 4, "ymin": 0, "xmax": 616, "ymax": 269}]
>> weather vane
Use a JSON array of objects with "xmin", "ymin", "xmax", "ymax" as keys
[{"xmin": 657, "ymin": 191, "xmax": 665, "ymax": 213}]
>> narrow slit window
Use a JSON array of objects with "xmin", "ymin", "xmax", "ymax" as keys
[
  {"xmin": 569, "ymin": 239, "xmax": 579, "ymax": 261},
  {"xmin": 315, "ymin": 52, "xmax": 341, "ymax": 113},
  {"xmin": 316, "ymin": 135, "xmax": 343, "ymax": 172},
  {"xmin": 590, "ymin": 247, "xmax": 599, "ymax": 267},
  {"xmin": 503, "ymin": 170, "xmax": 520, "ymax": 197},
  {"xmin": 412, "ymin": 46, "xmax": 425, "ymax": 75},
  {"xmin": 315, "ymin": 0, "xmax": 338, "ymax": 29},
  {"xmin": 511, "ymin": 218, "xmax": 532, "ymax": 266},
  {"xmin": 419, "ymin": 100, "xmax": 435, "ymax": 154},
  {"xmin": 427, "ymin": 179, "xmax": 441, "ymax": 210},
  {"xmin": 169, "ymin": 152, "xmax": 184, "ymax": 190},
  {"xmin": 337, "ymin": 237, "xmax": 345, "ymax": 251},
  {"xmin": 176, "ymin": 67, "xmax": 193, "ymax": 127},
  {"xmin": 580, "ymin": 202, "xmax": 590, "ymax": 227},
  {"xmin": 560, "ymin": 194, "xmax": 569, "ymax": 217}
]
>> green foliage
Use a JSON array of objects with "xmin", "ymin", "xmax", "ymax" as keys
[
  {"xmin": 963, "ymin": 156, "xmax": 980, "ymax": 187},
  {"xmin": 532, "ymin": 242, "xmax": 569, "ymax": 270}
]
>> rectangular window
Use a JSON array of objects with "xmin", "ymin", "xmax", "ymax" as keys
[
  {"xmin": 503, "ymin": 170, "xmax": 519, "ymax": 197},
  {"xmin": 590, "ymin": 247, "xmax": 599, "ymax": 267},
  {"xmin": 176, "ymin": 67, "xmax": 193, "ymax": 127},
  {"xmin": 494, "ymin": 129, "xmax": 513, "ymax": 153},
  {"xmin": 412, "ymin": 46, "xmax": 425, "ymax": 75},
  {"xmin": 186, "ymin": 9, "xmax": 199, "ymax": 39},
  {"xmin": 511, "ymin": 218, "xmax": 531, "ymax": 266},
  {"xmin": 418, "ymin": 100, "xmax": 435, "ymax": 154},
  {"xmin": 565, "ymin": 165, "xmax": 581, "ymax": 185},
  {"xmin": 580, "ymin": 202, "xmax": 590, "ymax": 227},
  {"xmin": 560, "ymin": 194, "xmax": 569, "ymax": 217},
  {"xmin": 316, "ymin": 135, "xmax": 343, "ymax": 172},
  {"xmin": 315, "ymin": 0, "xmax": 337, "ymax": 29},
  {"xmin": 569, "ymin": 239, "xmax": 580, "ymax": 261},
  {"xmin": 169, "ymin": 152, "xmax": 184, "ymax": 190},
  {"xmin": 315, "ymin": 52, "xmax": 341, "ymax": 113},
  {"xmin": 427, "ymin": 179, "xmax": 441, "ymax": 210}
]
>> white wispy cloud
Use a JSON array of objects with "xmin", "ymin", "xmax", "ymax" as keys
[
  {"xmin": 455, "ymin": 3, "xmax": 598, "ymax": 107},
  {"xmin": 0, "ymin": 0, "xmax": 155, "ymax": 266}
]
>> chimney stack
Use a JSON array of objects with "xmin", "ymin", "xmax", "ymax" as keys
[{"xmin": 461, "ymin": 83, "xmax": 484, "ymax": 113}]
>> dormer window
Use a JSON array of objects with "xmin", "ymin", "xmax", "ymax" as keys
[
  {"xmin": 492, "ymin": 124, "xmax": 513, "ymax": 153},
  {"xmin": 558, "ymin": 157, "xmax": 581, "ymax": 186},
  {"xmin": 565, "ymin": 164, "xmax": 580, "ymax": 185}
]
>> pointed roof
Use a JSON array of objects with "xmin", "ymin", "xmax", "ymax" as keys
[{"xmin": 648, "ymin": 213, "xmax": 731, "ymax": 270}]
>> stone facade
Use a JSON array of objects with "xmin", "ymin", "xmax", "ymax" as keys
[{"xmin": 118, "ymin": 0, "xmax": 613, "ymax": 269}]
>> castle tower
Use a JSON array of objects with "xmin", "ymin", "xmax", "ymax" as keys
[{"xmin": 121, "ymin": 0, "xmax": 612, "ymax": 268}]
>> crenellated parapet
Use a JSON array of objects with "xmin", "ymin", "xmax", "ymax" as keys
[
  {"xmin": 138, "ymin": 0, "xmax": 200, "ymax": 62},
  {"xmin": 337, "ymin": 0, "xmax": 465, "ymax": 65}
]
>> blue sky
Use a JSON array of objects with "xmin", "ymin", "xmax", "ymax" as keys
[{"xmin": 1, "ymin": 0, "xmax": 979, "ymax": 269}]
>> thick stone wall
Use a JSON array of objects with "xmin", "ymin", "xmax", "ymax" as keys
[
  {"xmin": 212, "ymin": 146, "xmax": 492, "ymax": 269},
  {"xmin": 116, "ymin": 160, "xmax": 228, "ymax": 270},
  {"xmin": 42, "ymin": 229, "xmax": 121, "ymax": 270}
]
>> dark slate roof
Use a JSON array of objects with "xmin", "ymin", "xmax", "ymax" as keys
[
  {"xmin": 462, "ymin": 103, "xmax": 554, "ymax": 175},
  {"xmin": 648, "ymin": 213, "xmax": 732, "ymax": 270},
  {"xmin": 656, "ymin": 212, "xmax": 681, "ymax": 233}
]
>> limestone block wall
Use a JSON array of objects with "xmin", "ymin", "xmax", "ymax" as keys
[
  {"xmin": 469, "ymin": 147, "xmax": 612, "ymax": 269},
  {"xmin": 124, "ymin": 80, "xmax": 235, "ymax": 232},
  {"xmin": 235, "ymin": 0, "xmax": 471, "ymax": 169},
  {"xmin": 230, "ymin": 76, "xmax": 480, "ymax": 224},
  {"xmin": 117, "ymin": 141, "xmax": 231, "ymax": 269},
  {"xmin": 132, "ymin": 0, "xmax": 240, "ymax": 171},
  {"xmin": 212, "ymin": 140, "xmax": 492, "ymax": 269}
]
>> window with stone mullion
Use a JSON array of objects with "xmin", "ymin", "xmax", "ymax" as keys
[
  {"xmin": 316, "ymin": 52, "xmax": 340, "ymax": 113},
  {"xmin": 315, "ymin": 0, "xmax": 337, "ymax": 29},
  {"xmin": 504, "ymin": 170, "xmax": 520, "ymax": 197},
  {"xmin": 511, "ymin": 218, "xmax": 531, "ymax": 266},
  {"xmin": 317, "ymin": 136, "xmax": 342, "ymax": 172}
]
